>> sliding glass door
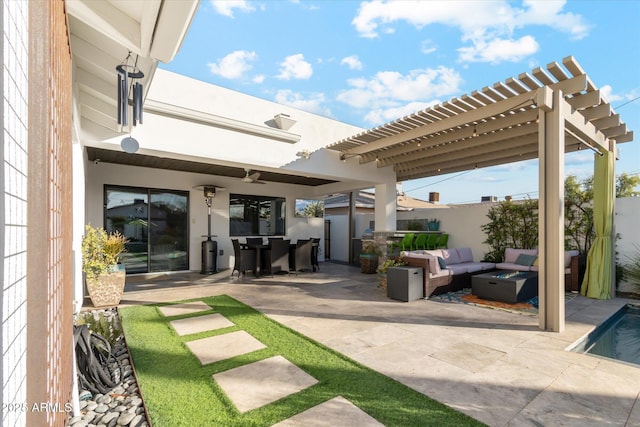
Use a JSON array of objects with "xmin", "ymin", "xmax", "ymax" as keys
[{"xmin": 105, "ymin": 186, "xmax": 189, "ymax": 273}]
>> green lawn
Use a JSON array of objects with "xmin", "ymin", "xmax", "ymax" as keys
[{"xmin": 120, "ymin": 295, "xmax": 484, "ymax": 427}]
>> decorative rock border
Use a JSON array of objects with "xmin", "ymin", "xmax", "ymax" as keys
[{"xmin": 70, "ymin": 309, "xmax": 149, "ymax": 427}]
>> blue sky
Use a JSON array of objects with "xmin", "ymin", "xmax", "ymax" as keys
[{"xmin": 161, "ymin": 0, "xmax": 640, "ymax": 204}]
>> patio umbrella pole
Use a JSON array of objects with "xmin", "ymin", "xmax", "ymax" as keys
[{"xmin": 201, "ymin": 193, "xmax": 217, "ymax": 274}]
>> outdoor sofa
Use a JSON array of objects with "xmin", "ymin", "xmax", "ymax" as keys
[
  {"xmin": 495, "ymin": 248, "xmax": 583, "ymax": 292},
  {"xmin": 400, "ymin": 247, "xmax": 584, "ymax": 298},
  {"xmin": 400, "ymin": 248, "xmax": 496, "ymax": 298}
]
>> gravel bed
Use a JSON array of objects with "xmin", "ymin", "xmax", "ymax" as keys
[{"xmin": 69, "ymin": 309, "xmax": 149, "ymax": 427}]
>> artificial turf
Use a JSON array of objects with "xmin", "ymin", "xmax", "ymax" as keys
[{"xmin": 120, "ymin": 295, "xmax": 485, "ymax": 427}]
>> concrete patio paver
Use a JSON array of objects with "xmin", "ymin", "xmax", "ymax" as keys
[
  {"xmin": 169, "ymin": 312, "xmax": 234, "ymax": 336},
  {"xmin": 271, "ymin": 396, "xmax": 384, "ymax": 427},
  {"xmin": 121, "ymin": 263, "xmax": 638, "ymax": 426},
  {"xmin": 212, "ymin": 355, "xmax": 318, "ymax": 413},
  {"xmin": 158, "ymin": 300, "xmax": 211, "ymax": 317},
  {"xmin": 185, "ymin": 330, "xmax": 266, "ymax": 365}
]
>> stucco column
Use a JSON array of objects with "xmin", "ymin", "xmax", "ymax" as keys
[
  {"xmin": 537, "ymin": 88, "xmax": 565, "ymax": 332},
  {"xmin": 375, "ymin": 181, "xmax": 396, "ymax": 232}
]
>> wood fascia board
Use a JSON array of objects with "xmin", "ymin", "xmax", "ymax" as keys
[
  {"xmin": 139, "ymin": 0, "xmax": 162, "ymax": 57},
  {"xmin": 394, "ymin": 133, "xmax": 537, "ymax": 172},
  {"xmin": 76, "ymin": 69, "xmax": 113, "ymax": 103},
  {"xmin": 144, "ymin": 99, "xmax": 302, "ymax": 144},
  {"xmin": 344, "ymin": 91, "xmax": 536, "ymax": 156},
  {"xmin": 566, "ymin": 90, "xmax": 601, "ymax": 110},
  {"xmin": 601, "ymin": 124, "xmax": 628, "ymax": 139},
  {"xmin": 564, "ymin": 102, "xmax": 608, "ymax": 151},
  {"xmin": 397, "ymin": 151, "xmax": 539, "ymax": 181},
  {"xmin": 67, "ymin": 0, "xmax": 142, "ymax": 54},
  {"xmin": 385, "ymin": 123, "xmax": 536, "ymax": 169},
  {"xmin": 373, "ymin": 108, "xmax": 539, "ymax": 165}
]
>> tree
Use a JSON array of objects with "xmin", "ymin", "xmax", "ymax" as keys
[
  {"xmin": 302, "ymin": 200, "xmax": 324, "ymax": 218},
  {"xmin": 481, "ymin": 199, "xmax": 538, "ymax": 262},
  {"xmin": 616, "ymin": 173, "xmax": 640, "ymax": 198},
  {"xmin": 482, "ymin": 173, "xmax": 639, "ymax": 262}
]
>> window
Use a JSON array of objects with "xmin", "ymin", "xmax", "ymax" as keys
[
  {"xmin": 230, "ymin": 194, "xmax": 285, "ymax": 236},
  {"xmin": 105, "ymin": 186, "xmax": 189, "ymax": 273}
]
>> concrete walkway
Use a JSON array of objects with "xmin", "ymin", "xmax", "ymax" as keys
[{"xmin": 120, "ymin": 262, "xmax": 640, "ymax": 427}]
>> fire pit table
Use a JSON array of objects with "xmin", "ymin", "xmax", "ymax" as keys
[{"xmin": 471, "ymin": 270, "xmax": 538, "ymax": 303}]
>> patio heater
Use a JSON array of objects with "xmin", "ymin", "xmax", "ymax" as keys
[{"xmin": 200, "ymin": 186, "xmax": 217, "ymax": 274}]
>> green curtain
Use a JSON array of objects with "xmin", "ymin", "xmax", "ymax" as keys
[{"xmin": 580, "ymin": 150, "xmax": 614, "ymax": 299}]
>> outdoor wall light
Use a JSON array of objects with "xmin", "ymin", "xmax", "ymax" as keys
[{"xmin": 273, "ymin": 113, "xmax": 297, "ymax": 130}]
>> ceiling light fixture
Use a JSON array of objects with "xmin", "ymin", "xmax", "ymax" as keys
[{"xmin": 296, "ymin": 149, "xmax": 311, "ymax": 159}]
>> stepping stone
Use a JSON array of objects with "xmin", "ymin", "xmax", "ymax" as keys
[
  {"xmin": 272, "ymin": 396, "xmax": 384, "ymax": 427},
  {"xmin": 170, "ymin": 313, "xmax": 234, "ymax": 336},
  {"xmin": 158, "ymin": 301, "xmax": 211, "ymax": 317},
  {"xmin": 186, "ymin": 331, "xmax": 266, "ymax": 365},
  {"xmin": 213, "ymin": 355, "xmax": 318, "ymax": 413}
]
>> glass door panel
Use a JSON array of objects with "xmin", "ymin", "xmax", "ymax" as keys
[
  {"xmin": 105, "ymin": 188, "xmax": 149, "ymax": 274},
  {"xmin": 149, "ymin": 191, "xmax": 189, "ymax": 272}
]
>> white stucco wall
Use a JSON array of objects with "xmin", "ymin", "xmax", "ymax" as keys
[
  {"xmin": 81, "ymin": 69, "xmax": 396, "ymax": 199},
  {"xmin": 616, "ymin": 197, "xmax": 640, "ymax": 292},
  {"xmin": 85, "ymin": 161, "xmax": 325, "ymax": 271}
]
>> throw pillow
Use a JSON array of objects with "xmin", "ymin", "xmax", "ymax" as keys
[
  {"xmin": 515, "ymin": 253, "xmax": 537, "ymax": 266},
  {"xmin": 437, "ymin": 256, "xmax": 447, "ymax": 269}
]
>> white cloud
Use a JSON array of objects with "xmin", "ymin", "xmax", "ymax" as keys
[
  {"xmin": 252, "ymin": 75, "xmax": 265, "ymax": 84},
  {"xmin": 274, "ymin": 90, "xmax": 331, "ymax": 117},
  {"xmin": 600, "ymin": 85, "xmax": 625, "ymax": 103},
  {"xmin": 458, "ymin": 35, "xmax": 539, "ymax": 63},
  {"xmin": 364, "ymin": 100, "xmax": 438, "ymax": 124},
  {"xmin": 337, "ymin": 66, "xmax": 462, "ymax": 109},
  {"xmin": 207, "ymin": 50, "xmax": 257, "ymax": 79},
  {"xmin": 420, "ymin": 40, "xmax": 437, "ymax": 54},
  {"xmin": 277, "ymin": 54, "xmax": 313, "ymax": 80},
  {"xmin": 341, "ymin": 55, "xmax": 363, "ymax": 70},
  {"xmin": 352, "ymin": 0, "xmax": 589, "ymax": 63},
  {"xmin": 210, "ymin": 0, "xmax": 255, "ymax": 18}
]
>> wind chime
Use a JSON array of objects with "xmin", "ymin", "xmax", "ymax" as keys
[{"xmin": 116, "ymin": 53, "xmax": 144, "ymax": 153}]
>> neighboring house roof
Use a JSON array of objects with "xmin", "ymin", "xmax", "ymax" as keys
[{"xmin": 324, "ymin": 191, "xmax": 449, "ymax": 211}]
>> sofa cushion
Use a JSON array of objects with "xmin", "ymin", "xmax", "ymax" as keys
[
  {"xmin": 441, "ymin": 249, "xmax": 460, "ymax": 265},
  {"xmin": 495, "ymin": 262, "xmax": 533, "ymax": 271},
  {"xmin": 565, "ymin": 250, "xmax": 579, "ymax": 267},
  {"xmin": 463, "ymin": 263, "xmax": 486, "ymax": 273},
  {"xmin": 456, "ymin": 247, "xmax": 474, "ymax": 263},
  {"xmin": 445, "ymin": 265, "xmax": 468, "ymax": 275},
  {"xmin": 437, "ymin": 256, "xmax": 447, "ymax": 269},
  {"xmin": 515, "ymin": 253, "xmax": 537, "ymax": 266},
  {"xmin": 504, "ymin": 248, "xmax": 538, "ymax": 263}
]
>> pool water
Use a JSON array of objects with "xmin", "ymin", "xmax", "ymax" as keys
[{"xmin": 572, "ymin": 304, "xmax": 640, "ymax": 366}]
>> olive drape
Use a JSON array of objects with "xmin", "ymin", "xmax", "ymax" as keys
[{"xmin": 581, "ymin": 150, "xmax": 614, "ymax": 299}]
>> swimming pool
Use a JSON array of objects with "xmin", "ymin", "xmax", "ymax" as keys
[{"xmin": 571, "ymin": 304, "xmax": 640, "ymax": 366}]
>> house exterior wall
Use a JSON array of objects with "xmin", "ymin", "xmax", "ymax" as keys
[
  {"xmin": 2, "ymin": 1, "xmax": 29, "ymax": 425},
  {"xmin": 85, "ymin": 162, "xmax": 325, "ymax": 271},
  {"xmin": 333, "ymin": 197, "xmax": 640, "ymax": 290},
  {"xmin": 616, "ymin": 197, "xmax": 640, "ymax": 292},
  {"xmin": 81, "ymin": 69, "xmax": 397, "ymax": 199}
]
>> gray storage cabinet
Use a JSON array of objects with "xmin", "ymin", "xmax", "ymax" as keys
[{"xmin": 387, "ymin": 266, "xmax": 424, "ymax": 301}]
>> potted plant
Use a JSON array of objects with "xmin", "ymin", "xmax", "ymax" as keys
[
  {"xmin": 82, "ymin": 224, "xmax": 128, "ymax": 307},
  {"xmin": 359, "ymin": 242, "xmax": 382, "ymax": 274},
  {"xmin": 377, "ymin": 255, "xmax": 407, "ymax": 291},
  {"xmin": 427, "ymin": 218, "xmax": 440, "ymax": 231}
]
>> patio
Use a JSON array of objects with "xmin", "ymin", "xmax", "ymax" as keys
[{"xmin": 119, "ymin": 262, "xmax": 639, "ymax": 426}]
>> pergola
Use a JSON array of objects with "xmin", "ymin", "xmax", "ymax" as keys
[{"xmin": 328, "ymin": 56, "xmax": 633, "ymax": 332}]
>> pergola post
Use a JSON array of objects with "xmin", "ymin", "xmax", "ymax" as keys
[
  {"xmin": 375, "ymin": 181, "xmax": 396, "ymax": 232},
  {"xmin": 537, "ymin": 88, "xmax": 566, "ymax": 332}
]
